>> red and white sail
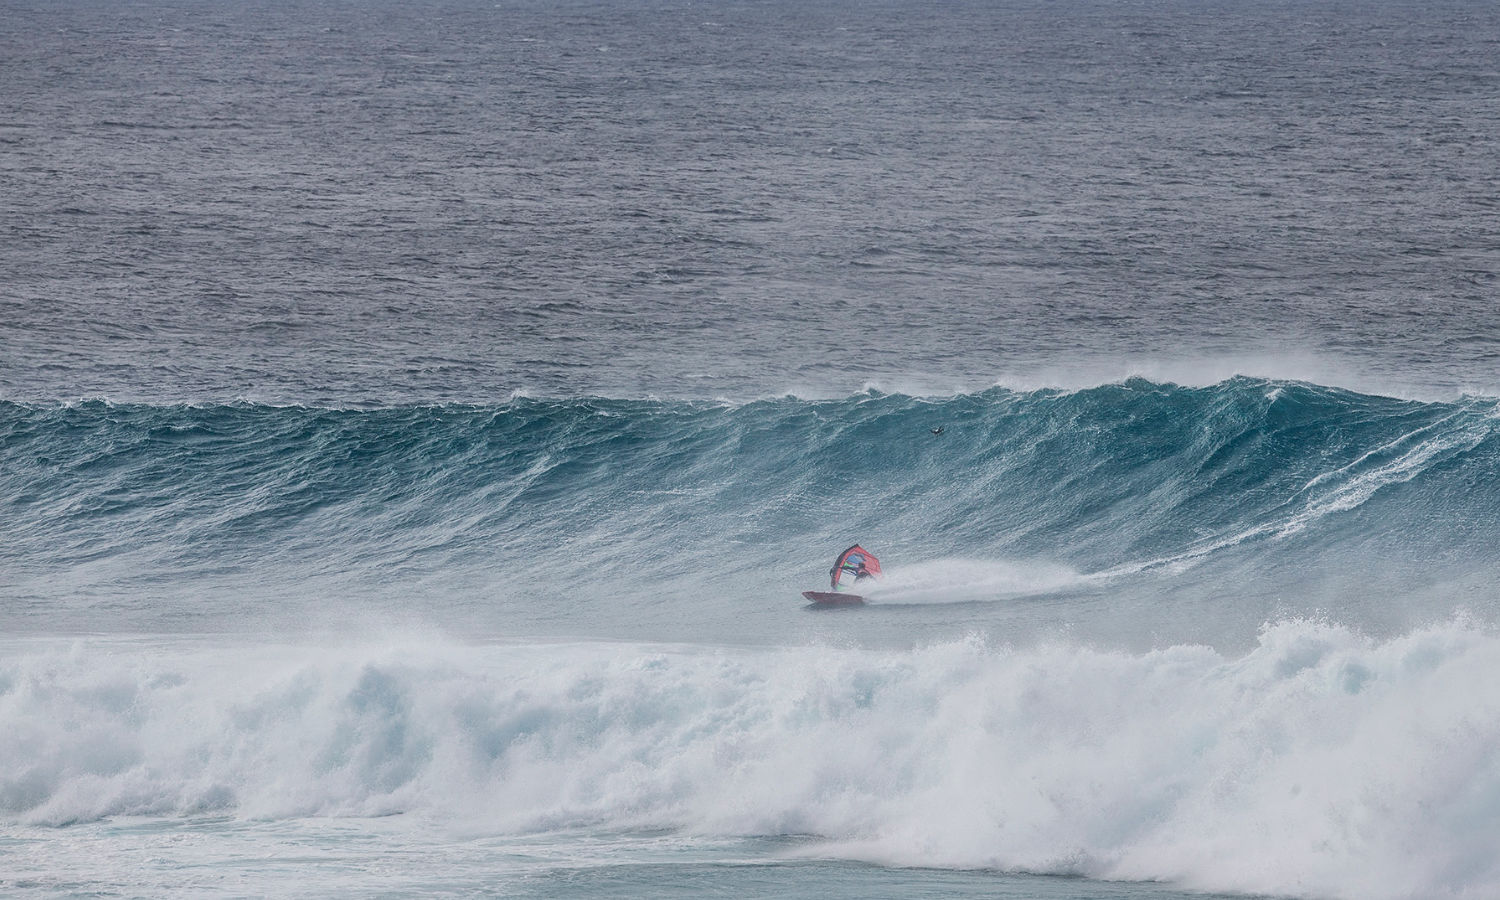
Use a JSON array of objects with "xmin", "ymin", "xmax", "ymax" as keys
[{"xmin": 830, "ymin": 545, "xmax": 882, "ymax": 590}]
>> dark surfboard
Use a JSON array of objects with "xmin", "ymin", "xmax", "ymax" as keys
[{"xmin": 802, "ymin": 591, "xmax": 865, "ymax": 605}]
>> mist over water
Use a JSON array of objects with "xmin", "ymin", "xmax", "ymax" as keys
[{"xmin": 4, "ymin": 0, "xmax": 1500, "ymax": 897}]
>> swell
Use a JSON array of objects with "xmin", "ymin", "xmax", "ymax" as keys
[{"xmin": 3, "ymin": 378, "xmax": 1499, "ymax": 608}]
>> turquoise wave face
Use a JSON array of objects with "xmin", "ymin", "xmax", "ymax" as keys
[{"xmin": 4, "ymin": 378, "xmax": 1499, "ymax": 635}]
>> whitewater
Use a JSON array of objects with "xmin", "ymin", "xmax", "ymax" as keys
[
  {"xmin": 6, "ymin": 0, "xmax": 1500, "ymax": 897},
  {"xmin": 2, "ymin": 620, "xmax": 1497, "ymax": 899}
]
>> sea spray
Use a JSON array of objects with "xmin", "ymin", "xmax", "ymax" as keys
[{"xmin": 2, "ymin": 622, "xmax": 1498, "ymax": 899}]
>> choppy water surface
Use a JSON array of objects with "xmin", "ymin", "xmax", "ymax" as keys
[{"xmin": 4, "ymin": 0, "xmax": 1500, "ymax": 403}]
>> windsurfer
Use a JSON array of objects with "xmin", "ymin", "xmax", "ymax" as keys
[
  {"xmin": 829, "ymin": 544, "xmax": 882, "ymax": 591},
  {"xmin": 807, "ymin": 544, "xmax": 883, "ymax": 604},
  {"xmin": 833, "ymin": 562, "xmax": 874, "ymax": 588}
]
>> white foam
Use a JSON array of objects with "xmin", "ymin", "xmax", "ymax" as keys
[
  {"xmin": 2, "ymin": 623, "xmax": 1498, "ymax": 899},
  {"xmin": 862, "ymin": 558, "xmax": 1084, "ymax": 604}
]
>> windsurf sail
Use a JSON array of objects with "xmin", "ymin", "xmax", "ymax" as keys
[{"xmin": 830, "ymin": 544, "xmax": 882, "ymax": 590}]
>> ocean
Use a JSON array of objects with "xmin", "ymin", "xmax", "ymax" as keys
[{"xmin": 3, "ymin": 0, "xmax": 1500, "ymax": 897}]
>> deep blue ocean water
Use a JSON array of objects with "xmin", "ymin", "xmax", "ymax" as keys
[{"xmin": 4, "ymin": 1, "xmax": 1500, "ymax": 897}]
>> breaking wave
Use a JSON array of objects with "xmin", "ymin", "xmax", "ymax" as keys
[{"xmin": 2, "ymin": 621, "xmax": 1498, "ymax": 900}]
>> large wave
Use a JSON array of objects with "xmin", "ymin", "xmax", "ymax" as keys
[
  {"xmin": 6, "ymin": 378, "xmax": 1500, "ymax": 898},
  {"xmin": 4, "ymin": 378, "xmax": 1498, "ymax": 629},
  {"xmin": 2, "ymin": 623, "xmax": 1498, "ymax": 900}
]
